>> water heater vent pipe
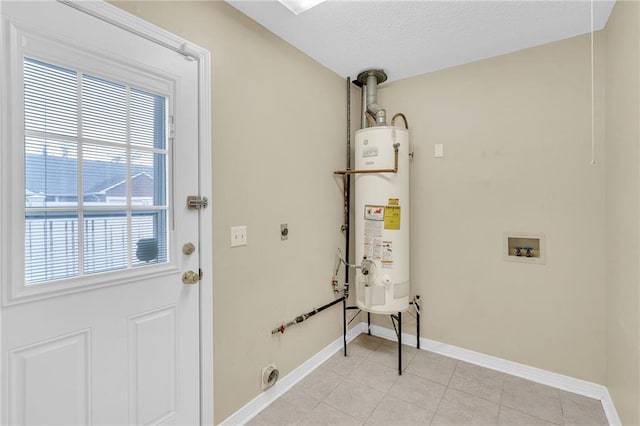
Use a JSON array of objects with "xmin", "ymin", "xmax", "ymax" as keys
[{"xmin": 357, "ymin": 69, "xmax": 388, "ymax": 126}]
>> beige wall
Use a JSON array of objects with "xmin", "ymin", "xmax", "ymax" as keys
[
  {"xmin": 374, "ymin": 33, "xmax": 607, "ymax": 384},
  {"xmin": 113, "ymin": 2, "xmax": 348, "ymax": 423},
  {"xmin": 112, "ymin": 1, "xmax": 640, "ymax": 423},
  {"xmin": 605, "ymin": 1, "xmax": 640, "ymax": 425}
]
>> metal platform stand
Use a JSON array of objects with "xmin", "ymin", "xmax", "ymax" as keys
[{"xmin": 343, "ymin": 295, "xmax": 421, "ymax": 375}]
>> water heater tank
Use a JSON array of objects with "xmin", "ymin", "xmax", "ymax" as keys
[{"xmin": 355, "ymin": 126, "xmax": 410, "ymax": 314}]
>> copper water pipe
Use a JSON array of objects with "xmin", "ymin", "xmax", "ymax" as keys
[{"xmin": 334, "ymin": 143, "xmax": 400, "ymax": 176}]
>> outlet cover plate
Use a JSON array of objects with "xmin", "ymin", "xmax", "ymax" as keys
[{"xmin": 231, "ymin": 226, "xmax": 247, "ymax": 247}]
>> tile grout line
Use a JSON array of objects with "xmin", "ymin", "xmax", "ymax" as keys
[
  {"xmin": 559, "ymin": 389, "xmax": 566, "ymax": 426},
  {"xmin": 428, "ymin": 358, "xmax": 459, "ymax": 425},
  {"xmin": 343, "ymin": 337, "xmax": 403, "ymax": 424}
]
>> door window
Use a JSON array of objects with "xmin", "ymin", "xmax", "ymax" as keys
[{"xmin": 24, "ymin": 58, "xmax": 169, "ymax": 285}]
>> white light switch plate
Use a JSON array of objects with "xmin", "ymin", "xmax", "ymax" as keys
[
  {"xmin": 231, "ymin": 226, "xmax": 247, "ymax": 247},
  {"xmin": 434, "ymin": 143, "xmax": 444, "ymax": 158}
]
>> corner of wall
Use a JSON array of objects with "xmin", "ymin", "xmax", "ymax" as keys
[{"xmin": 604, "ymin": 1, "xmax": 640, "ymax": 424}]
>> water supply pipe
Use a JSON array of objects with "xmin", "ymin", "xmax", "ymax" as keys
[
  {"xmin": 333, "ymin": 143, "xmax": 399, "ymax": 176},
  {"xmin": 271, "ymin": 297, "xmax": 345, "ymax": 334}
]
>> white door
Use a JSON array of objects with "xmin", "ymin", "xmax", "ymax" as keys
[{"xmin": 0, "ymin": 2, "xmax": 202, "ymax": 424}]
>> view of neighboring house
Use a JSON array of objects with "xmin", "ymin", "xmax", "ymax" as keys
[{"xmin": 25, "ymin": 153, "xmax": 157, "ymax": 207}]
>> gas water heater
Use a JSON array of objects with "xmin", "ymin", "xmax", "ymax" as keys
[{"xmin": 354, "ymin": 126, "xmax": 410, "ymax": 314}]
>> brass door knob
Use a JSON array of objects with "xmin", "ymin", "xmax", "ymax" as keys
[{"xmin": 182, "ymin": 270, "xmax": 200, "ymax": 285}]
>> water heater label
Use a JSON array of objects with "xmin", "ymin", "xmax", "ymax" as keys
[
  {"xmin": 364, "ymin": 206, "xmax": 384, "ymax": 261},
  {"xmin": 362, "ymin": 146, "xmax": 379, "ymax": 158},
  {"xmin": 364, "ymin": 205, "xmax": 385, "ymax": 221},
  {"xmin": 384, "ymin": 206, "xmax": 401, "ymax": 230},
  {"xmin": 382, "ymin": 241, "xmax": 393, "ymax": 267}
]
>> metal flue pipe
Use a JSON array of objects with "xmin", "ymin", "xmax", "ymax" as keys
[
  {"xmin": 366, "ymin": 73, "xmax": 386, "ymax": 125},
  {"xmin": 357, "ymin": 69, "xmax": 388, "ymax": 126}
]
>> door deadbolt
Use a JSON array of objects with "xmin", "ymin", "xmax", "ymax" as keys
[
  {"xmin": 182, "ymin": 242, "xmax": 196, "ymax": 255},
  {"xmin": 182, "ymin": 270, "xmax": 200, "ymax": 285}
]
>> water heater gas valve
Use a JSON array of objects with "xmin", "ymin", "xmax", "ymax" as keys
[{"xmin": 360, "ymin": 257, "xmax": 374, "ymax": 276}]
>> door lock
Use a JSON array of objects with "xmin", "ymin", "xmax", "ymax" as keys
[
  {"xmin": 182, "ymin": 270, "xmax": 201, "ymax": 285},
  {"xmin": 187, "ymin": 195, "xmax": 208, "ymax": 210}
]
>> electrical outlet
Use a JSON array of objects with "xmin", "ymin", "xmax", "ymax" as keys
[{"xmin": 231, "ymin": 226, "xmax": 247, "ymax": 247}]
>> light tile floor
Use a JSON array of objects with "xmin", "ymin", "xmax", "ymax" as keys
[{"xmin": 248, "ymin": 334, "xmax": 608, "ymax": 426}]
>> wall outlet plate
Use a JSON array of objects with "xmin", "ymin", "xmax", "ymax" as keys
[
  {"xmin": 231, "ymin": 226, "xmax": 247, "ymax": 247},
  {"xmin": 434, "ymin": 143, "xmax": 444, "ymax": 158}
]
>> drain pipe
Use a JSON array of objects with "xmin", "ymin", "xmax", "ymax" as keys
[{"xmin": 357, "ymin": 70, "xmax": 388, "ymax": 126}]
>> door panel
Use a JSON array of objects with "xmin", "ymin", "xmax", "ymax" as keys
[
  {"xmin": 128, "ymin": 306, "xmax": 178, "ymax": 425},
  {"xmin": 9, "ymin": 330, "xmax": 90, "ymax": 425},
  {"xmin": 0, "ymin": 2, "xmax": 201, "ymax": 424}
]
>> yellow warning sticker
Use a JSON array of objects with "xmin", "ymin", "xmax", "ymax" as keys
[
  {"xmin": 388, "ymin": 198, "xmax": 399, "ymax": 206},
  {"xmin": 384, "ymin": 206, "xmax": 401, "ymax": 230}
]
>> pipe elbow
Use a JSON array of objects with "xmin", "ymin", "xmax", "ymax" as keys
[
  {"xmin": 367, "ymin": 102, "xmax": 382, "ymax": 115},
  {"xmin": 366, "ymin": 103, "xmax": 387, "ymax": 126}
]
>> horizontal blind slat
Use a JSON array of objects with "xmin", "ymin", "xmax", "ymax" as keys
[{"xmin": 24, "ymin": 58, "xmax": 78, "ymax": 137}]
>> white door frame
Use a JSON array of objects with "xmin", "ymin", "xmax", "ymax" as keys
[{"xmin": 0, "ymin": 0, "xmax": 214, "ymax": 423}]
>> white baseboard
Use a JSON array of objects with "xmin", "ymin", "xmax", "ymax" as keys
[
  {"xmin": 221, "ymin": 321, "xmax": 621, "ymax": 426},
  {"xmin": 219, "ymin": 324, "xmax": 365, "ymax": 426},
  {"xmin": 600, "ymin": 388, "xmax": 622, "ymax": 426},
  {"xmin": 366, "ymin": 323, "xmax": 621, "ymax": 426}
]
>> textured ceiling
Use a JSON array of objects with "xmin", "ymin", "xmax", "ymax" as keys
[{"xmin": 226, "ymin": 0, "xmax": 616, "ymax": 83}]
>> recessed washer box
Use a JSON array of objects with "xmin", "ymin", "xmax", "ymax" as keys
[{"xmin": 503, "ymin": 232, "xmax": 546, "ymax": 264}]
